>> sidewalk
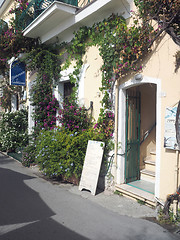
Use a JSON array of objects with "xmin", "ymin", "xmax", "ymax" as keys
[
  {"xmin": 27, "ymin": 166, "xmax": 180, "ymax": 238},
  {"xmin": 1, "ymin": 152, "xmax": 179, "ymax": 240},
  {"xmin": 32, "ymin": 170, "xmax": 180, "ymax": 237},
  {"xmin": 0, "ymin": 151, "xmax": 158, "ymax": 219},
  {"xmin": 28, "ymin": 161, "xmax": 157, "ymax": 219}
]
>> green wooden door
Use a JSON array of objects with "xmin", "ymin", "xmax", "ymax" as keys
[{"xmin": 125, "ymin": 90, "xmax": 141, "ymax": 183}]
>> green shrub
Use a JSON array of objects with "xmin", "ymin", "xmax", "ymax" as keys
[
  {"xmin": 35, "ymin": 127, "xmax": 105, "ymax": 181},
  {"xmin": 22, "ymin": 144, "xmax": 36, "ymax": 167},
  {"xmin": 0, "ymin": 109, "xmax": 28, "ymax": 152}
]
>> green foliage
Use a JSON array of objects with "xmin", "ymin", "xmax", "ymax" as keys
[
  {"xmin": 94, "ymin": 110, "xmax": 114, "ymax": 138},
  {"xmin": 114, "ymin": 190, "xmax": 123, "ymax": 196},
  {"xmin": 0, "ymin": 0, "xmax": 36, "ymax": 109},
  {"xmin": 22, "ymin": 144, "xmax": 36, "ymax": 167},
  {"xmin": 137, "ymin": 199, "xmax": 146, "ymax": 205},
  {"xmin": 30, "ymin": 74, "xmax": 59, "ymax": 135},
  {"xmin": 0, "ymin": 109, "xmax": 28, "ymax": 152},
  {"xmin": 175, "ymin": 50, "xmax": 180, "ymax": 72},
  {"xmin": 25, "ymin": 46, "xmax": 61, "ymax": 82},
  {"xmin": 157, "ymin": 205, "xmax": 180, "ymax": 225},
  {"xmin": 25, "ymin": 46, "xmax": 61, "ymax": 137},
  {"xmin": 0, "ymin": 0, "xmax": 36, "ymax": 75},
  {"xmin": 35, "ymin": 127, "xmax": 105, "ymax": 180},
  {"xmin": 158, "ymin": 207, "xmax": 176, "ymax": 225},
  {"xmin": 135, "ymin": 0, "xmax": 180, "ymax": 46},
  {"xmin": 63, "ymin": 13, "xmax": 154, "ymax": 123}
]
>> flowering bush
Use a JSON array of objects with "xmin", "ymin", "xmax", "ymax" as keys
[
  {"xmin": 30, "ymin": 74, "xmax": 59, "ymax": 136},
  {"xmin": 0, "ymin": 109, "xmax": 28, "ymax": 152},
  {"xmin": 22, "ymin": 144, "xmax": 36, "ymax": 167},
  {"xmin": 35, "ymin": 127, "xmax": 105, "ymax": 181},
  {"xmin": 58, "ymin": 99, "xmax": 91, "ymax": 132},
  {"xmin": 94, "ymin": 110, "xmax": 114, "ymax": 138},
  {"xmin": 0, "ymin": 0, "xmax": 36, "ymax": 73},
  {"xmin": 34, "ymin": 93, "xmax": 59, "ymax": 131}
]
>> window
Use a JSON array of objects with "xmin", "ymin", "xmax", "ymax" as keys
[{"xmin": 64, "ymin": 81, "xmax": 74, "ymax": 100}]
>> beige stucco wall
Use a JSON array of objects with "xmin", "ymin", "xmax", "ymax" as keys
[
  {"xmin": 140, "ymin": 33, "xmax": 180, "ymax": 200},
  {"xmin": 82, "ymin": 46, "xmax": 103, "ymax": 121}
]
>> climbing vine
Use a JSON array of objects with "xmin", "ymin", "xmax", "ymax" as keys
[
  {"xmin": 24, "ymin": 46, "xmax": 61, "ymax": 136},
  {"xmin": 62, "ymin": 13, "xmax": 154, "ymax": 130},
  {"xmin": 135, "ymin": 0, "xmax": 180, "ymax": 46}
]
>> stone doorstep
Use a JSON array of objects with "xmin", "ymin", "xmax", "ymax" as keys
[
  {"xmin": 140, "ymin": 169, "xmax": 155, "ymax": 177},
  {"xmin": 115, "ymin": 184, "xmax": 156, "ymax": 207}
]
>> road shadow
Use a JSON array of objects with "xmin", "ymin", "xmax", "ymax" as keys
[
  {"xmin": 0, "ymin": 218, "xmax": 90, "ymax": 240},
  {"xmin": 0, "ymin": 167, "xmax": 90, "ymax": 240},
  {"xmin": 0, "ymin": 153, "xmax": 15, "ymax": 165},
  {"xmin": 0, "ymin": 167, "xmax": 54, "ymax": 225}
]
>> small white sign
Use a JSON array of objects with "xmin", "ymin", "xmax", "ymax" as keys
[
  {"xmin": 164, "ymin": 106, "xmax": 178, "ymax": 150},
  {"xmin": 79, "ymin": 140, "xmax": 105, "ymax": 195}
]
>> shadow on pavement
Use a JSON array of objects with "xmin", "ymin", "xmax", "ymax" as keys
[
  {"xmin": 0, "ymin": 153, "xmax": 15, "ymax": 165},
  {"xmin": 1, "ymin": 218, "xmax": 90, "ymax": 240},
  {"xmin": 0, "ymin": 167, "xmax": 90, "ymax": 240}
]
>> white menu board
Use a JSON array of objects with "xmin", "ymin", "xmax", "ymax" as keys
[{"xmin": 79, "ymin": 140, "xmax": 105, "ymax": 195}]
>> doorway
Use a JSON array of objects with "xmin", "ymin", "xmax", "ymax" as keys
[
  {"xmin": 124, "ymin": 83, "xmax": 157, "ymax": 194},
  {"xmin": 125, "ymin": 88, "xmax": 141, "ymax": 183},
  {"xmin": 117, "ymin": 77, "xmax": 161, "ymax": 199}
]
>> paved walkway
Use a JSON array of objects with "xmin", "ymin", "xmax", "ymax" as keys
[
  {"xmin": 1, "ymin": 152, "xmax": 157, "ymax": 219},
  {"xmin": 0, "ymin": 152, "xmax": 179, "ymax": 240},
  {"xmin": 16, "ymin": 155, "xmax": 157, "ymax": 219}
]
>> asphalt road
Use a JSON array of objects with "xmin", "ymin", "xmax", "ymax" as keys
[{"xmin": 0, "ymin": 153, "xmax": 178, "ymax": 240}]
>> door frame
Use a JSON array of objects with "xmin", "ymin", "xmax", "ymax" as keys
[{"xmin": 116, "ymin": 76, "xmax": 161, "ymax": 198}]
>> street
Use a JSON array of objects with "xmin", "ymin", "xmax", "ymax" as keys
[{"xmin": 0, "ymin": 153, "xmax": 178, "ymax": 240}]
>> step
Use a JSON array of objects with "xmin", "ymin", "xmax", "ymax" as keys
[
  {"xmin": 144, "ymin": 159, "xmax": 156, "ymax": 172},
  {"xmin": 144, "ymin": 159, "xmax": 156, "ymax": 166},
  {"xmin": 115, "ymin": 184, "xmax": 156, "ymax": 207},
  {"xmin": 140, "ymin": 169, "xmax": 155, "ymax": 183},
  {"xmin": 150, "ymin": 149, "xmax": 156, "ymax": 155},
  {"xmin": 150, "ymin": 149, "xmax": 156, "ymax": 160}
]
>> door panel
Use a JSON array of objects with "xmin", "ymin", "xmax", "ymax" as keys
[{"xmin": 125, "ymin": 90, "xmax": 141, "ymax": 183}]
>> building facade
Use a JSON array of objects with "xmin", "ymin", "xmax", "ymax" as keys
[{"xmin": 0, "ymin": 0, "xmax": 180, "ymax": 206}]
